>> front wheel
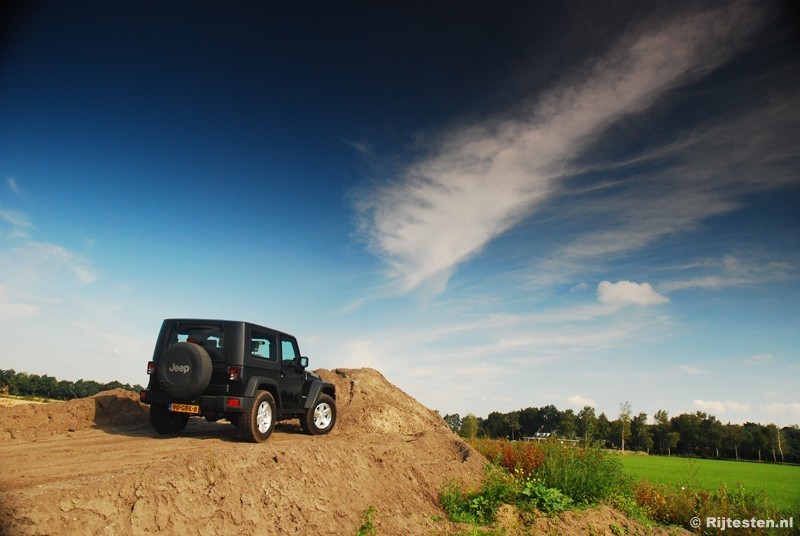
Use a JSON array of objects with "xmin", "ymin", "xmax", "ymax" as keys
[
  {"xmin": 149, "ymin": 405, "xmax": 189, "ymax": 434},
  {"xmin": 239, "ymin": 390, "xmax": 276, "ymax": 443},
  {"xmin": 300, "ymin": 394, "xmax": 336, "ymax": 435}
]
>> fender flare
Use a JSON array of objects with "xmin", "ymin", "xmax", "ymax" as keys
[
  {"xmin": 243, "ymin": 376, "xmax": 281, "ymax": 406},
  {"xmin": 304, "ymin": 381, "xmax": 336, "ymax": 409}
]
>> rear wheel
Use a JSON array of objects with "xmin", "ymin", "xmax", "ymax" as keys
[
  {"xmin": 149, "ymin": 405, "xmax": 189, "ymax": 434},
  {"xmin": 300, "ymin": 394, "xmax": 336, "ymax": 435},
  {"xmin": 238, "ymin": 390, "xmax": 276, "ymax": 443}
]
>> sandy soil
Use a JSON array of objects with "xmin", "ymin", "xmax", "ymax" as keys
[
  {"xmin": 0, "ymin": 398, "xmax": 49, "ymax": 408},
  {"xmin": 0, "ymin": 368, "xmax": 686, "ymax": 535}
]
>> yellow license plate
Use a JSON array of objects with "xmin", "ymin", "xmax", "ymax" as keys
[{"xmin": 169, "ymin": 403, "xmax": 199, "ymax": 414}]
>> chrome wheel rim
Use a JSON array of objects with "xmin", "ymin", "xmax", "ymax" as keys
[
  {"xmin": 313, "ymin": 402, "xmax": 332, "ymax": 429},
  {"xmin": 256, "ymin": 401, "xmax": 272, "ymax": 433}
]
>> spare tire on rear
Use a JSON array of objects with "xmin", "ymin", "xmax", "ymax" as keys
[{"xmin": 156, "ymin": 342, "xmax": 213, "ymax": 399}]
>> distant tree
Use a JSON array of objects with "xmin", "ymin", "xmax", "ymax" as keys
[
  {"xmin": 671, "ymin": 412, "xmax": 704, "ymax": 455},
  {"xmin": 618, "ymin": 401, "xmax": 632, "ymax": 452},
  {"xmin": 724, "ymin": 423, "xmax": 745, "ymax": 460},
  {"xmin": 55, "ymin": 380, "xmax": 75, "ymax": 400},
  {"xmin": 507, "ymin": 411, "xmax": 521, "ymax": 441},
  {"xmin": 782, "ymin": 425, "xmax": 800, "ymax": 464},
  {"xmin": 461, "ymin": 413, "xmax": 478, "ymax": 440},
  {"xmin": 667, "ymin": 431, "xmax": 681, "ymax": 456},
  {"xmin": 443, "ymin": 413, "xmax": 462, "ymax": 434},
  {"xmin": 596, "ymin": 413, "xmax": 612, "ymax": 448},
  {"xmin": 482, "ymin": 411, "xmax": 509, "ymax": 438},
  {"xmin": 653, "ymin": 410, "xmax": 671, "ymax": 455},
  {"xmin": 577, "ymin": 406, "xmax": 597, "ymax": 445},
  {"xmin": 559, "ymin": 409, "xmax": 577, "ymax": 439},
  {"xmin": 631, "ymin": 412, "xmax": 653, "ymax": 453},
  {"xmin": 0, "ymin": 369, "xmax": 18, "ymax": 394},
  {"xmin": 702, "ymin": 414, "xmax": 724, "ymax": 458},
  {"xmin": 767, "ymin": 424, "xmax": 785, "ymax": 463},
  {"xmin": 518, "ymin": 407, "xmax": 540, "ymax": 437},
  {"xmin": 743, "ymin": 423, "xmax": 769, "ymax": 461},
  {"xmin": 539, "ymin": 404, "xmax": 561, "ymax": 433}
]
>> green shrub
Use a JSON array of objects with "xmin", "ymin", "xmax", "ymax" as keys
[
  {"xmin": 520, "ymin": 477, "xmax": 573, "ymax": 514},
  {"xmin": 440, "ymin": 464, "xmax": 574, "ymax": 527},
  {"xmin": 537, "ymin": 440, "xmax": 628, "ymax": 503},
  {"xmin": 472, "ymin": 439, "xmax": 629, "ymax": 504}
]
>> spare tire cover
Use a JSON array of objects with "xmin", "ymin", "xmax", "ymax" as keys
[{"xmin": 157, "ymin": 342, "xmax": 213, "ymax": 399}]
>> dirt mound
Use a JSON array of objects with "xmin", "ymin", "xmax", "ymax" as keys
[
  {"xmin": 0, "ymin": 368, "xmax": 487, "ymax": 535},
  {"xmin": 0, "ymin": 388, "xmax": 148, "ymax": 440},
  {"xmin": 0, "ymin": 369, "xmax": 680, "ymax": 535},
  {"xmin": 316, "ymin": 368, "xmax": 450, "ymax": 435}
]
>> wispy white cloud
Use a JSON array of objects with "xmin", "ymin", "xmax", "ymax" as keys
[
  {"xmin": 597, "ymin": 280, "xmax": 669, "ymax": 307},
  {"xmin": 344, "ymin": 139, "xmax": 372, "ymax": 155},
  {"xmin": 0, "ymin": 209, "xmax": 32, "ymax": 233},
  {"xmin": 0, "ymin": 285, "xmax": 38, "ymax": 319},
  {"xmin": 567, "ymin": 395, "xmax": 595, "ymax": 408},
  {"xmin": 5, "ymin": 177, "xmax": 20, "ymax": 196},
  {"xmin": 694, "ymin": 399, "xmax": 751, "ymax": 414},
  {"xmin": 660, "ymin": 255, "xmax": 795, "ymax": 293},
  {"xmin": 357, "ymin": 2, "xmax": 771, "ymax": 293},
  {"xmin": 744, "ymin": 354, "xmax": 775, "ymax": 365},
  {"xmin": 1, "ymin": 240, "xmax": 100, "ymax": 285},
  {"xmin": 680, "ymin": 365, "xmax": 709, "ymax": 375},
  {"xmin": 763, "ymin": 402, "xmax": 800, "ymax": 414}
]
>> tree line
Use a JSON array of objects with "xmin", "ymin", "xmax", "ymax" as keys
[
  {"xmin": 0, "ymin": 369, "xmax": 143, "ymax": 400},
  {"xmin": 444, "ymin": 402, "xmax": 800, "ymax": 464}
]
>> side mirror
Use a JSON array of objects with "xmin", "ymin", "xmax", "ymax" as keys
[{"xmin": 299, "ymin": 356, "xmax": 309, "ymax": 369}]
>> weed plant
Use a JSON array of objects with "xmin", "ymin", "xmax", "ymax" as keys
[
  {"xmin": 440, "ymin": 464, "xmax": 573, "ymax": 525},
  {"xmin": 472, "ymin": 438, "xmax": 629, "ymax": 504},
  {"xmin": 355, "ymin": 506, "xmax": 377, "ymax": 536}
]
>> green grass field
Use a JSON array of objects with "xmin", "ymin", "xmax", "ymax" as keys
[{"xmin": 619, "ymin": 454, "xmax": 800, "ymax": 514}]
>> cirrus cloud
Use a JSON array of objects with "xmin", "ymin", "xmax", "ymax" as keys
[{"xmin": 357, "ymin": 1, "xmax": 771, "ymax": 294}]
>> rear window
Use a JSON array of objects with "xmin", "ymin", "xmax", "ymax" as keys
[{"xmin": 166, "ymin": 323, "xmax": 225, "ymax": 358}]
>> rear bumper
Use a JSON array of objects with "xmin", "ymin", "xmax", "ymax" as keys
[{"xmin": 140, "ymin": 389, "xmax": 254, "ymax": 413}]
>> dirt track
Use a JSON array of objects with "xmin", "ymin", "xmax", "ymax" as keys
[{"xmin": 0, "ymin": 368, "xmax": 686, "ymax": 535}]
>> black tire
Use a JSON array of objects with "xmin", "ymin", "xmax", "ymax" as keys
[
  {"xmin": 150, "ymin": 405, "xmax": 190, "ymax": 434},
  {"xmin": 238, "ymin": 390, "xmax": 276, "ymax": 443},
  {"xmin": 156, "ymin": 342, "xmax": 213, "ymax": 399},
  {"xmin": 300, "ymin": 394, "xmax": 336, "ymax": 435}
]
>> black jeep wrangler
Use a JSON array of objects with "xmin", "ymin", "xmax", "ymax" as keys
[{"xmin": 140, "ymin": 319, "xmax": 336, "ymax": 442}]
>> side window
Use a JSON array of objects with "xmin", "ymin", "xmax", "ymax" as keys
[
  {"xmin": 250, "ymin": 331, "xmax": 276, "ymax": 361},
  {"xmin": 281, "ymin": 338, "xmax": 298, "ymax": 364}
]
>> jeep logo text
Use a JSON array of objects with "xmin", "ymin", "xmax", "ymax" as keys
[{"xmin": 169, "ymin": 363, "xmax": 190, "ymax": 374}]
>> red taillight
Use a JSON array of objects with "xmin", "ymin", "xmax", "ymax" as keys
[
  {"xmin": 227, "ymin": 398, "xmax": 240, "ymax": 408},
  {"xmin": 140, "ymin": 391, "xmax": 147, "ymax": 401},
  {"xmin": 228, "ymin": 366, "xmax": 241, "ymax": 382},
  {"xmin": 146, "ymin": 361, "xmax": 156, "ymax": 375}
]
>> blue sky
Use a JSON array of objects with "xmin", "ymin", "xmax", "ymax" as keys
[{"xmin": 1, "ymin": 1, "xmax": 798, "ymax": 425}]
